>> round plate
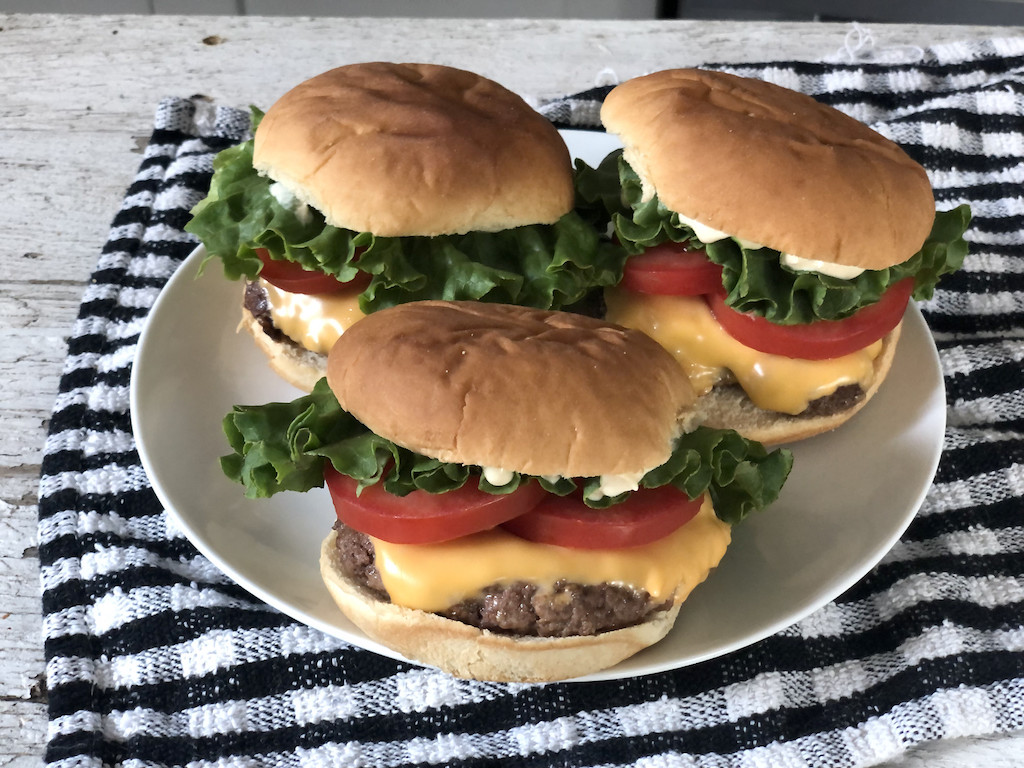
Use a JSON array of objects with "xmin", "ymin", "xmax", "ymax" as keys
[{"xmin": 130, "ymin": 130, "xmax": 945, "ymax": 681}]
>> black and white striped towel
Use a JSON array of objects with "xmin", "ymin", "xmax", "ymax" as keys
[{"xmin": 38, "ymin": 35, "xmax": 1024, "ymax": 768}]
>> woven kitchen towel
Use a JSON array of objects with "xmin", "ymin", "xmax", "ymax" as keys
[{"xmin": 38, "ymin": 37, "xmax": 1024, "ymax": 768}]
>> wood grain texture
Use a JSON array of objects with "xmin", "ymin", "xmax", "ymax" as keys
[{"xmin": 2, "ymin": 13, "xmax": 1022, "ymax": 767}]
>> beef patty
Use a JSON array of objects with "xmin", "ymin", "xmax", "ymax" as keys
[
  {"xmin": 331, "ymin": 522, "xmax": 673, "ymax": 638},
  {"xmin": 244, "ymin": 280, "xmax": 289, "ymax": 343}
]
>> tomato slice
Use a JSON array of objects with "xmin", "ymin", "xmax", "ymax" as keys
[
  {"xmin": 707, "ymin": 278, "xmax": 914, "ymax": 360},
  {"xmin": 256, "ymin": 248, "xmax": 370, "ymax": 295},
  {"xmin": 501, "ymin": 485, "xmax": 703, "ymax": 549},
  {"xmin": 620, "ymin": 242, "xmax": 724, "ymax": 296},
  {"xmin": 324, "ymin": 464, "xmax": 549, "ymax": 544}
]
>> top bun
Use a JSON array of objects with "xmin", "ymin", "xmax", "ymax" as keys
[
  {"xmin": 253, "ymin": 62, "xmax": 574, "ymax": 237},
  {"xmin": 327, "ymin": 301, "xmax": 695, "ymax": 478},
  {"xmin": 601, "ymin": 69, "xmax": 935, "ymax": 270}
]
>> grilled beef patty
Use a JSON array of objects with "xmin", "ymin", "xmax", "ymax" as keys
[
  {"xmin": 243, "ymin": 281, "xmax": 289, "ymax": 343},
  {"xmin": 331, "ymin": 522, "xmax": 672, "ymax": 637},
  {"xmin": 800, "ymin": 383, "xmax": 864, "ymax": 417}
]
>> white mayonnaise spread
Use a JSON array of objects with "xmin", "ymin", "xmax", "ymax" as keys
[
  {"xmin": 480, "ymin": 467, "xmax": 648, "ymax": 502},
  {"xmin": 585, "ymin": 471, "xmax": 648, "ymax": 502},
  {"xmin": 269, "ymin": 182, "xmax": 313, "ymax": 226},
  {"xmin": 481, "ymin": 467, "xmax": 515, "ymax": 487},
  {"xmin": 675, "ymin": 212, "xmax": 763, "ymax": 252},
  {"xmin": 780, "ymin": 253, "xmax": 867, "ymax": 279},
  {"xmin": 676, "ymin": 212, "xmax": 866, "ymax": 279}
]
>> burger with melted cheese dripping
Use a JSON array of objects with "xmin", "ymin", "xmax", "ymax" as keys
[
  {"xmin": 220, "ymin": 301, "xmax": 792, "ymax": 681},
  {"xmin": 577, "ymin": 68, "xmax": 970, "ymax": 444},
  {"xmin": 186, "ymin": 62, "xmax": 621, "ymax": 391}
]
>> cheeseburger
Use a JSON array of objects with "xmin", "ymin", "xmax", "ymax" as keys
[
  {"xmin": 186, "ymin": 62, "xmax": 620, "ymax": 391},
  {"xmin": 578, "ymin": 69, "xmax": 970, "ymax": 443},
  {"xmin": 221, "ymin": 301, "xmax": 792, "ymax": 681}
]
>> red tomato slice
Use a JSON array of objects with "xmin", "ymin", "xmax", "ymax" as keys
[
  {"xmin": 501, "ymin": 484, "xmax": 703, "ymax": 549},
  {"xmin": 707, "ymin": 278, "xmax": 914, "ymax": 360},
  {"xmin": 620, "ymin": 242, "xmax": 724, "ymax": 296},
  {"xmin": 324, "ymin": 464, "xmax": 549, "ymax": 544},
  {"xmin": 256, "ymin": 248, "xmax": 370, "ymax": 295}
]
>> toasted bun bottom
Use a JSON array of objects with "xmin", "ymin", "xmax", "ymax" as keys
[
  {"xmin": 692, "ymin": 323, "xmax": 903, "ymax": 445},
  {"xmin": 240, "ymin": 306, "xmax": 325, "ymax": 393},
  {"xmin": 319, "ymin": 531, "xmax": 681, "ymax": 682}
]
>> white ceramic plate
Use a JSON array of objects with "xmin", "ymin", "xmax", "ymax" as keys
[{"xmin": 131, "ymin": 130, "xmax": 946, "ymax": 682}]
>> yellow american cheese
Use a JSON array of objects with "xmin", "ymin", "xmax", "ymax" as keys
[
  {"xmin": 604, "ymin": 288, "xmax": 881, "ymax": 415},
  {"xmin": 370, "ymin": 496, "xmax": 731, "ymax": 612},
  {"xmin": 260, "ymin": 278, "xmax": 366, "ymax": 354}
]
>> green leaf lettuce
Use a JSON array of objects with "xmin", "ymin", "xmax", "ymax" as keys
[
  {"xmin": 222, "ymin": 378, "xmax": 793, "ymax": 526},
  {"xmin": 186, "ymin": 110, "xmax": 628, "ymax": 313},
  {"xmin": 574, "ymin": 150, "xmax": 972, "ymax": 324}
]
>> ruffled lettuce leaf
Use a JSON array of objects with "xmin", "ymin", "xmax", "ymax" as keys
[
  {"xmin": 186, "ymin": 110, "xmax": 626, "ymax": 312},
  {"xmin": 222, "ymin": 378, "xmax": 792, "ymax": 525},
  {"xmin": 574, "ymin": 150, "xmax": 972, "ymax": 324}
]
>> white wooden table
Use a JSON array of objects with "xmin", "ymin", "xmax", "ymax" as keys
[{"xmin": 3, "ymin": 13, "xmax": 1024, "ymax": 767}]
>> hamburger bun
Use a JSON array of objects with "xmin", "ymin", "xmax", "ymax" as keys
[
  {"xmin": 326, "ymin": 300, "xmax": 696, "ymax": 478},
  {"xmin": 253, "ymin": 62, "xmax": 575, "ymax": 237},
  {"xmin": 598, "ymin": 68, "xmax": 938, "ymax": 444},
  {"xmin": 319, "ymin": 530, "xmax": 684, "ymax": 683},
  {"xmin": 601, "ymin": 68, "xmax": 935, "ymax": 269},
  {"xmin": 241, "ymin": 63, "xmax": 580, "ymax": 393}
]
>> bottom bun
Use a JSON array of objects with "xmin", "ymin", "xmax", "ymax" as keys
[
  {"xmin": 240, "ymin": 305, "xmax": 326, "ymax": 393},
  {"xmin": 319, "ymin": 531, "xmax": 681, "ymax": 682},
  {"xmin": 692, "ymin": 323, "xmax": 903, "ymax": 445}
]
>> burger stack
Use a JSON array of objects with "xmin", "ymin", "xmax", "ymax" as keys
[
  {"xmin": 584, "ymin": 68, "xmax": 970, "ymax": 443},
  {"xmin": 186, "ymin": 62, "xmax": 969, "ymax": 681}
]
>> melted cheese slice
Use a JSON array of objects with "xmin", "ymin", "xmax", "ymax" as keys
[
  {"xmin": 260, "ymin": 279, "xmax": 365, "ymax": 354},
  {"xmin": 604, "ymin": 288, "xmax": 882, "ymax": 415},
  {"xmin": 371, "ymin": 496, "xmax": 730, "ymax": 613}
]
